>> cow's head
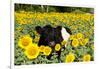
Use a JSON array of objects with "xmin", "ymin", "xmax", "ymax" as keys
[{"xmin": 35, "ymin": 25, "xmax": 72, "ymax": 47}]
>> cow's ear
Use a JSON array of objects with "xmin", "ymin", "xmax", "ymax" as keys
[
  {"xmin": 56, "ymin": 26, "xmax": 62, "ymax": 31},
  {"xmin": 35, "ymin": 26, "xmax": 42, "ymax": 34},
  {"xmin": 64, "ymin": 27, "xmax": 72, "ymax": 35}
]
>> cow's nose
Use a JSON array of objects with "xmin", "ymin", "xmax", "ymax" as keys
[{"xmin": 49, "ymin": 41, "xmax": 55, "ymax": 46}]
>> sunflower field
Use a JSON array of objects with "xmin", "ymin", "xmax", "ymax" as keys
[{"xmin": 14, "ymin": 11, "xmax": 94, "ymax": 65}]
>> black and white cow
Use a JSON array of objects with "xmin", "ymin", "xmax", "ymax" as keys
[{"xmin": 35, "ymin": 25, "xmax": 72, "ymax": 60}]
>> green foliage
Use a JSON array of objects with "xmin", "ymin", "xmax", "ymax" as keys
[
  {"xmin": 15, "ymin": 4, "xmax": 94, "ymax": 13},
  {"xmin": 14, "ymin": 10, "xmax": 94, "ymax": 65}
]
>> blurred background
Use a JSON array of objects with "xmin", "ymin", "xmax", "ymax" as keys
[{"xmin": 15, "ymin": 3, "xmax": 94, "ymax": 14}]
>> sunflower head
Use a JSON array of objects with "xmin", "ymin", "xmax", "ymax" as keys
[
  {"xmin": 24, "ymin": 43, "xmax": 40, "ymax": 59},
  {"xmin": 55, "ymin": 44, "xmax": 61, "ymax": 51},
  {"xmin": 83, "ymin": 54, "xmax": 91, "ymax": 62},
  {"xmin": 39, "ymin": 45, "xmax": 45, "ymax": 52},
  {"xmin": 70, "ymin": 35, "xmax": 76, "ymax": 40},
  {"xmin": 79, "ymin": 38, "xmax": 89, "ymax": 46},
  {"xmin": 61, "ymin": 40, "xmax": 67, "ymax": 46},
  {"xmin": 72, "ymin": 38, "xmax": 79, "ymax": 47},
  {"xmin": 43, "ymin": 46, "xmax": 52, "ymax": 56},
  {"xmin": 65, "ymin": 53, "xmax": 75, "ymax": 63},
  {"xmin": 18, "ymin": 35, "xmax": 32, "ymax": 49},
  {"xmin": 76, "ymin": 33, "xmax": 84, "ymax": 39}
]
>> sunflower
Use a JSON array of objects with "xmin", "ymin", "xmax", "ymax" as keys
[
  {"xmin": 24, "ymin": 43, "xmax": 40, "ymax": 59},
  {"xmin": 33, "ymin": 36, "xmax": 40, "ymax": 43},
  {"xmin": 55, "ymin": 44, "xmax": 61, "ymax": 51},
  {"xmin": 72, "ymin": 38, "xmax": 79, "ymax": 47},
  {"xmin": 18, "ymin": 35, "xmax": 32, "ymax": 49},
  {"xmin": 83, "ymin": 54, "xmax": 91, "ymax": 62},
  {"xmin": 39, "ymin": 45, "xmax": 45, "ymax": 52},
  {"xmin": 61, "ymin": 40, "xmax": 67, "ymax": 46},
  {"xmin": 84, "ymin": 38, "xmax": 89, "ymax": 44},
  {"xmin": 43, "ymin": 46, "xmax": 52, "ymax": 56},
  {"xmin": 79, "ymin": 38, "xmax": 89, "ymax": 46},
  {"xmin": 70, "ymin": 35, "xmax": 76, "ymax": 40},
  {"xmin": 65, "ymin": 53, "xmax": 75, "ymax": 63},
  {"xmin": 76, "ymin": 33, "xmax": 84, "ymax": 39},
  {"xmin": 91, "ymin": 45, "xmax": 94, "ymax": 50}
]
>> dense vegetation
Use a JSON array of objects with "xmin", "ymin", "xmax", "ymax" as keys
[{"xmin": 14, "ymin": 4, "xmax": 94, "ymax": 65}]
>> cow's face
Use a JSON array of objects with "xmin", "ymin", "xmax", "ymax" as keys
[{"xmin": 35, "ymin": 25, "xmax": 71, "ymax": 47}]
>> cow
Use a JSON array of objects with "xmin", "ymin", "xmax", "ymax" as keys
[{"xmin": 35, "ymin": 25, "xmax": 72, "ymax": 61}]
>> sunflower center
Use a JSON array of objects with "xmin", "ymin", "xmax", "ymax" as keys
[
  {"xmin": 22, "ymin": 38, "xmax": 30, "ymax": 46},
  {"xmin": 56, "ymin": 46, "xmax": 60, "ymax": 50},
  {"xmin": 28, "ymin": 48, "xmax": 37, "ymax": 56}
]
